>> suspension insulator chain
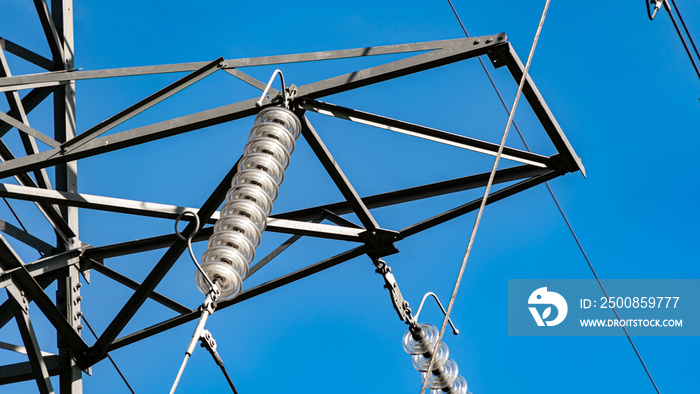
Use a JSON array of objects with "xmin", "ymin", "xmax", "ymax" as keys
[
  {"xmin": 195, "ymin": 106, "xmax": 302, "ymax": 300},
  {"xmin": 373, "ymin": 258, "xmax": 468, "ymax": 394}
]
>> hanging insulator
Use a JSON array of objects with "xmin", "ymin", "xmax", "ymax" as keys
[
  {"xmin": 195, "ymin": 106, "xmax": 302, "ymax": 300},
  {"xmin": 402, "ymin": 323, "xmax": 469, "ymax": 394}
]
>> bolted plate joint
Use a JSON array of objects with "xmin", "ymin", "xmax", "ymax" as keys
[{"xmin": 360, "ymin": 228, "xmax": 401, "ymax": 258}]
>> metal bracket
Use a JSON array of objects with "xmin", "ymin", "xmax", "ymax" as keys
[
  {"xmin": 486, "ymin": 42, "xmax": 512, "ymax": 69},
  {"xmin": 199, "ymin": 329, "xmax": 223, "ymax": 366},
  {"xmin": 373, "ymin": 259, "xmax": 412, "ymax": 322},
  {"xmin": 361, "ymin": 228, "xmax": 401, "ymax": 258}
]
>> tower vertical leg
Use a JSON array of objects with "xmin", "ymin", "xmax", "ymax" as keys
[{"xmin": 51, "ymin": 1, "xmax": 82, "ymax": 393}]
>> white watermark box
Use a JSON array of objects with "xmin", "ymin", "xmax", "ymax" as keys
[{"xmin": 508, "ymin": 279, "xmax": 699, "ymax": 336}]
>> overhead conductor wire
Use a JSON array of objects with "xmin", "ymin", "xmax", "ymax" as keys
[
  {"xmin": 79, "ymin": 312, "xmax": 136, "ymax": 394},
  {"xmin": 648, "ymin": 0, "xmax": 700, "ymax": 79},
  {"xmin": 447, "ymin": 1, "xmax": 661, "ymax": 393},
  {"xmin": 669, "ymin": 0, "xmax": 700, "ymax": 62},
  {"xmin": 665, "ymin": 0, "xmax": 700, "ymax": 80},
  {"xmin": 420, "ymin": 1, "xmax": 552, "ymax": 392}
]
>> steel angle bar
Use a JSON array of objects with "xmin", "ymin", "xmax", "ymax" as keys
[
  {"xmin": 0, "ymin": 145, "xmax": 74, "ymax": 239},
  {"xmin": 299, "ymin": 115, "xmax": 379, "ymax": 230},
  {"xmin": 221, "ymin": 37, "xmax": 466, "ymax": 68},
  {"xmin": 0, "ymin": 37, "xmax": 464, "ymax": 90},
  {"xmin": 267, "ymin": 219, "xmax": 364, "ymax": 241},
  {"xmin": 0, "ymin": 183, "xmax": 206, "ymax": 220},
  {"xmin": 0, "ymin": 49, "xmax": 54, "ymax": 190},
  {"xmin": 321, "ymin": 209, "xmax": 362, "ymax": 229},
  {"xmin": 0, "ymin": 35, "xmax": 507, "ymax": 180},
  {"xmin": 88, "ymin": 261, "xmax": 190, "ymax": 314},
  {"xmin": 32, "ymin": 0, "xmax": 64, "ymax": 65},
  {"xmin": 487, "ymin": 43, "xmax": 585, "ymax": 176},
  {"xmin": 86, "ymin": 160, "xmax": 241, "ymax": 366},
  {"xmin": 0, "ymin": 81, "xmax": 65, "ymax": 93},
  {"xmin": 82, "ymin": 216, "xmax": 331, "ymax": 262},
  {"xmin": 224, "ymin": 68, "xmax": 270, "ymax": 91},
  {"xmin": 0, "ymin": 236, "xmax": 88, "ymax": 355},
  {"xmin": 0, "ymin": 250, "xmax": 80, "ymax": 290},
  {"xmin": 295, "ymin": 33, "xmax": 507, "ymax": 99},
  {"xmin": 0, "ymin": 270, "xmax": 64, "ymax": 330},
  {"xmin": 302, "ymin": 99, "xmax": 552, "ymax": 168},
  {"xmin": 6, "ymin": 290, "xmax": 55, "ymax": 394},
  {"xmin": 248, "ymin": 218, "xmax": 324, "ymax": 278},
  {"xmin": 61, "ymin": 57, "xmax": 227, "ymax": 151},
  {"xmin": 0, "ymin": 38, "xmax": 53, "ymax": 71},
  {"xmin": 0, "ymin": 218, "xmax": 54, "ymax": 255},
  {"xmin": 399, "ymin": 171, "xmax": 559, "ymax": 238},
  {"xmin": 83, "ymin": 230, "xmax": 212, "ymax": 260},
  {"xmin": 0, "ymin": 110, "xmax": 59, "ymax": 148},
  {"xmin": 274, "ymin": 164, "xmax": 549, "ymax": 221},
  {"xmin": 0, "ymin": 183, "xmax": 366, "ymax": 241},
  {"xmin": 0, "ymin": 341, "xmax": 57, "ymax": 357},
  {"xmin": 0, "ymin": 96, "xmax": 260, "ymax": 180},
  {"xmin": 0, "ymin": 355, "xmax": 64, "ymax": 385},
  {"xmin": 106, "ymin": 246, "xmax": 366, "ymax": 355},
  {"xmin": 0, "ymin": 87, "xmax": 56, "ymax": 137}
]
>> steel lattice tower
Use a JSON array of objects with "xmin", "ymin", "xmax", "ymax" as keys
[{"xmin": 0, "ymin": 2, "xmax": 583, "ymax": 393}]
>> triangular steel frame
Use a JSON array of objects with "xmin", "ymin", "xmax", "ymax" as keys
[{"xmin": 0, "ymin": 4, "xmax": 584, "ymax": 391}]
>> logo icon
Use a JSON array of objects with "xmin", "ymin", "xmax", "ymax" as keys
[{"xmin": 528, "ymin": 287, "xmax": 568, "ymax": 327}]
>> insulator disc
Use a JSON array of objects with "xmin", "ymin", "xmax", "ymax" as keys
[
  {"xmin": 412, "ymin": 341, "xmax": 449, "ymax": 372},
  {"xmin": 195, "ymin": 262, "xmax": 241, "ymax": 300},
  {"xmin": 201, "ymin": 246, "xmax": 249, "ymax": 278},
  {"xmin": 220, "ymin": 199, "xmax": 267, "ymax": 233},
  {"xmin": 232, "ymin": 169, "xmax": 279, "ymax": 202},
  {"xmin": 421, "ymin": 358, "xmax": 458, "ymax": 390},
  {"xmin": 403, "ymin": 323, "xmax": 439, "ymax": 355},
  {"xmin": 430, "ymin": 375, "xmax": 467, "ymax": 394},
  {"xmin": 206, "ymin": 231, "xmax": 255, "ymax": 263},
  {"xmin": 244, "ymin": 138, "xmax": 290, "ymax": 170},
  {"xmin": 255, "ymin": 106, "xmax": 302, "ymax": 139},
  {"xmin": 249, "ymin": 123, "xmax": 295, "ymax": 154},
  {"xmin": 237, "ymin": 153, "xmax": 285, "ymax": 185},
  {"xmin": 226, "ymin": 184, "xmax": 273, "ymax": 216},
  {"xmin": 214, "ymin": 214, "xmax": 262, "ymax": 247}
]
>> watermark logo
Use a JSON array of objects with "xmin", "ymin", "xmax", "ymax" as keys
[{"xmin": 528, "ymin": 287, "xmax": 568, "ymax": 327}]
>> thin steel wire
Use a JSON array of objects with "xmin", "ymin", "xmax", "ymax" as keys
[
  {"xmin": 218, "ymin": 363, "xmax": 240, "ymax": 394},
  {"xmin": 663, "ymin": 0, "xmax": 700, "ymax": 79},
  {"xmin": 446, "ymin": 0, "xmax": 529, "ymax": 166},
  {"xmin": 540, "ymin": 182, "xmax": 662, "ymax": 394},
  {"xmin": 2, "ymin": 197, "xmax": 28, "ymax": 233},
  {"xmin": 80, "ymin": 313, "xmax": 136, "ymax": 394},
  {"xmin": 420, "ymin": 2, "xmax": 552, "ymax": 392},
  {"xmin": 670, "ymin": 0, "xmax": 700, "ymax": 62},
  {"xmin": 447, "ymin": 2, "xmax": 662, "ymax": 392}
]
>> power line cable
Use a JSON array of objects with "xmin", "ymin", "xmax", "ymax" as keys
[
  {"xmin": 669, "ymin": 0, "xmax": 700, "ymax": 61},
  {"xmin": 656, "ymin": 0, "xmax": 700, "ymax": 79},
  {"xmin": 539, "ymin": 182, "xmax": 662, "ymax": 394},
  {"xmin": 2, "ymin": 197, "xmax": 28, "ymax": 234},
  {"xmin": 447, "ymin": 2, "xmax": 662, "ymax": 393},
  {"xmin": 446, "ymin": 0, "xmax": 530, "ymax": 143},
  {"xmin": 420, "ymin": 2, "xmax": 551, "ymax": 392},
  {"xmin": 80, "ymin": 312, "xmax": 136, "ymax": 394}
]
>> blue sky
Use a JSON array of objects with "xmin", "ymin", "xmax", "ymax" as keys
[{"xmin": 1, "ymin": 1, "xmax": 699, "ymax": 393}]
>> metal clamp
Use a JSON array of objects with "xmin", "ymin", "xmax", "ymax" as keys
[{"xmin": 373, "ymin": 258, "xmax": 412, "ymax": 323}]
